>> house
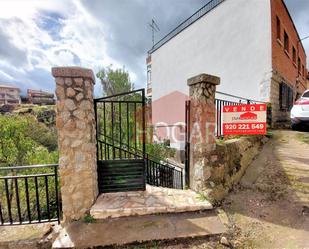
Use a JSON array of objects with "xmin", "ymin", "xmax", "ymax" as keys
[
  {"xmin": 0, "ymin": 84, "xmax": 21, "ymax": 105},
  {"xmin": 147, "ymin": 0, "xmax": 307, "ymax": 128},
  {"xmin": 27, "ymin": 89, "xmax": 55, "ymax": 105}
]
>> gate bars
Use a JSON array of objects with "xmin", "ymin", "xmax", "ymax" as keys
[
  {"xmin": 94, "ymin": 89, "xmax": 184, "ymax": 190},
  {"xmin": 0, "ymin": 164, "xmax": 60, "ymax": 226},
  {"xmin": 94, "ymin": 89, "xmax": 146, "ymax": 160}
]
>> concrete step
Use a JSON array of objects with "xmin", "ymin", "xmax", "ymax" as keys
[
  {"xmin": 52, "ymin": 210, "xmax": 226, "ymax": 248},
  {"xmin": 90, "ymin": 185, "xmax": 213, "ymax": 220}
]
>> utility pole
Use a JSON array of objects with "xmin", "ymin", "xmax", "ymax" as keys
[{"xmin": 148, "ymin": 19, "xmax": 160, "ymax": 47}]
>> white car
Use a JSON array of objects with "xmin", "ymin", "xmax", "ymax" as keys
[{"xmin": 290, "ymin": 90, "xmax": 309, "ymax": 130}]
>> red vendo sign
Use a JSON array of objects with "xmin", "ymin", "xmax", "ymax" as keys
[{"xmin": 222, "ymin": 104, "xmax": 267, "ymax": 135}]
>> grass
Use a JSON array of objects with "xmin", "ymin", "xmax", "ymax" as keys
[
  {"xmin": 197, "ymin": 192, "xmax": 208, "ymax": 202},
  {"xmin": 296, "ymin": 133, "xmax": 309, "ymax": 144},
  {"xmin": 83, "ymin": 213, "xmax": 96, "ymax": 223}
]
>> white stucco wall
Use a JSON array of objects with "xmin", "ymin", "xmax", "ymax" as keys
[{"xmin": 151, "ymin": 0, "xmax": 272, "ymax": 102}]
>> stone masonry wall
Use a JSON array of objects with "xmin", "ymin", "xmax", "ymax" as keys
[
  {"xmin": 205, "ymin": 136, "xmax": 268, "ymax": 203},
  {"xmin": 52, "ymin": 67, "xmax": 98, "ymax": 222},
  {"xmin": 187, "ymin": 74, "xmax": 219, "ymax": 192},
  {"xmin": 187, "ymin": 73, "xmax": 267, "ymax": 204}
]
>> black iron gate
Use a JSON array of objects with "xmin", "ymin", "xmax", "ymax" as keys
[
  {"xmin": 94, "ymin": 89, "xmax": 146, "ymax": 193},
  {"xmin": 94, "ymin": 89, "xmax": 184, "ymax": 193},
  {"xmin": 185, "ymin": 100, "xmax": 191, "ymax": 187}
]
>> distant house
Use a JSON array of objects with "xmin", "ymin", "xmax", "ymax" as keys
[
  {"xmin": 27, "ymin": 89, "xmax": 55, "ymax": 105},
  {"xmin": 147, "ymin": 0, "xmax": 307, "ymax": 127},
  {"xmin": 0, "ymin": 84, "xmax": 21, "ymax": 105}
]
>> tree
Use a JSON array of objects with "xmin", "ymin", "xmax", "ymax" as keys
[
  {"xmin": 0, "ymin": 115, "xmax": 58, "ymax": 166},
  {"xmin": 0, "ymin": 115, "xmax": 35, "ymax": 167},
  {"xmin": 96, "ymin": 65, "xmax": 134, "ymax": 96},
  {"xmin": 0, "ymin": 114, "xmax": 59, "ymax": 222}
]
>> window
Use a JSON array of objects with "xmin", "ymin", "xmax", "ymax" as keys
[
  {"xmin": 279, "ymin": 82, "xmax": 293, "ymax": 111},
  {"xmin": 284, "ymin": 31, "xmax": 289, "ymax": 52},
  {"xmin": 302, "ymin": 65, "xmax": 305, "ymax": 77},
  {"xmin": 147, "ymin": 65, "xmax": 152, "ymax": 88},
  {"xmin": 276, "ymin": 16, "xmax": 281, "ymax": 40},
  {"xmin": 292, "ymin": 47, "xmax": 296, "ymax": 63},
  {"xmin": 298, "ymin": 58, "xmax": 301, "ymax": 72}
]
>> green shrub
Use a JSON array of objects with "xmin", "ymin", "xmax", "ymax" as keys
[
  {"xmin": 146, "ymin": 143, "xmax": 176, "ymax": 161},
  {"xmin": 25, "ymin": 116, "xmax": 58, "ymax": 151},
  {"xmin": 0, "ymin": 114, "xmax": 58, "ymax": 167},
  {"xmin": 83, "ymin": 213, "xmax": 96, "ymax": 223}
]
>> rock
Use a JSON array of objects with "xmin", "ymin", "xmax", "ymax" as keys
[
  {"xmin": 67, "ymin": 88, "xmax": 76, "ymax": 97},
  {"xmin": 56, "ymin": 77, "xmax": 64, "ymax": 86},
  {"xmin": 85, "ymin": 79, "xmax": 92, "ymax": 88},
  {"xmin": 80, "ymin": 100, "xmax": 91, "ymax": 110},
  {"xmin": 220, "ymin": 236, "xmax": 230, "ymax": 246},
  {"xmin": 75, "ymin": 78, "xmax": 83, "ymax": 86},
  {"xmin": 65, "ymin": 78, "xmax": 72, "ymax": 86},
  {"xmin": 56, "ymin": 86, "xmax": 65, "ymax": 100},
  {"xmin": 76, "ymin": 92, "xmax": 84, "ymax": 101},
  {"xmin": 74, "ymin": 87, "xmax": 83, "ymax": 92},
  {"xmin": 302, "ymin": 206, "xmax": 309, "ymax": 216},
  {"xmin": 76, "ymin": 120, "xmax": 86, "ymax": 130},
  {"xmin": 60, "ymin": 111, "xmax": 71, "ymax": 123},
  {"xmin": 64, "ymin": 99, "xmax": 76, "ymax": 111},
  {"xmin": 73, "ymin": 110, "xmax": 86, "ymax": 119},
  {"xmin": 232, "ymin": 240, "xmax": 242, "ymax": 247},
  {"xmin": 64, "ymin": 120, "xmax": 76, "ymax": 130},
  {"xmin": 56, "ymin": 117, "xmax": 64, "ymax": 129}
]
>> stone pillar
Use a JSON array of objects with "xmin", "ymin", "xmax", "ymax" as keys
[
  {"xmin": 187, "ymin": 73, "xmax": 220, "ymax": 192},
  {"xmin": 52, "ymin": 67, "xmax": 98, "ymax": 222}
]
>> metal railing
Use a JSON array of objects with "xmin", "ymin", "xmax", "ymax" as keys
[
  {"xmin": 149, "ymin": 0, "xmax": 225, "ymax": 53},
  {"xmin": 0, "ymin": 164, "xmax": 60, "ymax": 226},
  {"xmin": 215, "ymin": 99, "xmax": 242, "ymax": 137},
  {"xmin": 97, "ymin": 139, "xmax": 184, "ymax": 190},
  {"xmin": 215, "ymin": 92, "xmax": 267, "ymax": 137}
]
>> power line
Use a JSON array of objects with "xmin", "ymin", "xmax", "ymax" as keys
[{"xmin": 300, "ymin": 35, "xmax": 309, "ymax": 42}]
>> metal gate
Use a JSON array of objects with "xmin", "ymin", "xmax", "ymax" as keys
[
  {"xmin": 94, "ymin": 89, "xmax": 184, "ymax": 193},
  {"xmin": 94, "ymin": 89, "xmax": 146, "ymax": 193},
  {"xmin": 185, "ymin": 100, "xmax": 191, "ymax": 187}
]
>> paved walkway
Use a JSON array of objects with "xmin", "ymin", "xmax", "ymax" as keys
[
  {"xmin": 0, "ymin": 222, "xmax": 59, "ymax": 249},
  {"xmin": 90, "ymin": 185, "xmax": 213, "ymax": 219}
]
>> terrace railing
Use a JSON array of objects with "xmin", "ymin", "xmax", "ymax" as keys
[
  {"xmin": 149, "ymin": 0, "xmax": 225, "ymax": 53},
  {"xmin": 0, "ymin": 164, "xmax": 60, "ymax": 226},
  {"xmin": 215, "ymin": 91, "xmax": 267, "ymax": 137}
]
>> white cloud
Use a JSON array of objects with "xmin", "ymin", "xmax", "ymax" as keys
[
  {"xmin": 0, "ymin": 0, "xmax": 307, "ymax": 97},
  {"xmin": 0, "ymin": 0, "xmax": 122, "ymax": 94}
]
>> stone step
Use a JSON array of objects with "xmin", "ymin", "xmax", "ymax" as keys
[
  {"xmin": 52, "ymin": 210, "xmax": 226, "ymax": 248},
  {"xmin": 90, "ymin": 185, "xmax": 213, "ymax": 219}
]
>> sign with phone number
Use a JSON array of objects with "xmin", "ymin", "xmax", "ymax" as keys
[{"xmin": 222, "ymin": 104, "xmax": 267, "ymax": 135}]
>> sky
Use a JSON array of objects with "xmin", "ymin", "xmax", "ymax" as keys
[{"xmin": 0, "ymin": 0, "xmax": 308, "ymax": 96}]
